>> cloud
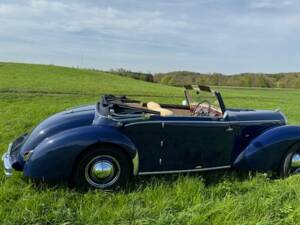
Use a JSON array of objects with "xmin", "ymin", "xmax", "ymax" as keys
[
  {"xmin": 248, "ymin": 0, "xmax": 298, "ymax": 9},
  {"xmin": 1, "ymin": 0, "xmax": 300, "ymax": 73},
  {"xmin": 0, "ymin": 0, "xmax": 189, "ymax": 36}
]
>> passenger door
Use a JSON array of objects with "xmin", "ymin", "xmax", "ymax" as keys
[{"xmin": 161, "ymin": 118, "xmax": 235, "ymax": 171}]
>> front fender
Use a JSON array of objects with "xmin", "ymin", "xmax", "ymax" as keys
[
  {"xmin": 23, "ymin": 125, "xmax": 138, "ymax": 179},
  {"xmin": 234, "ymin": 125, "xmax": 300, "ymax": 172}
]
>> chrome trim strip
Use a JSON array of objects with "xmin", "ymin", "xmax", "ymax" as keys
[
  {"xmin": 138, "ymin": 165, "xmax": 231, "ymax": 175},
  {"xmin": 2, "ymin": 143, "xmax": 13, "ymax": 177},
  {"xmin": 7, "ymin": 142, "xmax": 12, "ymax": 154},
  {"xmin": 279, "ymin": 111, "xmax": 288, "ymax": 124},
  {"xmin": 132, "ymin": 152, "xmax": 139, "ymax": 176},
  {"xmin": 124, "ymin": 120, "xmax": 282, "ymax": 127},
  {"xmin": 124, "ymin": 120, "xmax": 227, "ymax": 127}
]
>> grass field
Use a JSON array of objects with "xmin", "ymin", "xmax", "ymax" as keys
[{"xmin": 1, "ymin": 62, "xmax": 300, "ymax": 225}]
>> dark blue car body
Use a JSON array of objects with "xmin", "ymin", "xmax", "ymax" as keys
[{"xmin": 3, "ymin": 86, "xmax": 300, "ymax": 187}]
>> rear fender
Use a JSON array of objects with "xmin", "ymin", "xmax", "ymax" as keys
[
  {"xmin": 234, "ymin": 125, "xmax": 300, "ymax": 171},
  {"xmin": 23, "ymin": 125, "xmax": 138, "ymax": 179}
]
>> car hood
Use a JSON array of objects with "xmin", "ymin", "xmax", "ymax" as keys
[
  {"xmin": 20, "ymin": 105, "xmax": 96, "ymax": 154},
  {"xmin": 225, "ymin": 108, "xmax": 287, "ymax": 123}
]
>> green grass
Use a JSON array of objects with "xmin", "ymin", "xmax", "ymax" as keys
[{"xmin": 1, "ymin": 62, "xmax": 300, "ymax": 224}]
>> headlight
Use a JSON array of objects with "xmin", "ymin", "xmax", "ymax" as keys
[{"xmin": 23, "ymin": 150, "xmax": 34, "ymax": 161}]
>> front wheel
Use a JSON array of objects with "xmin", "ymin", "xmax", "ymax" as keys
[
  {"xmin": 73, "ymin": 146, "xmax": 131, "ymax": 190},
  {"xmin": 281, "ymin": 144, "xmax": 300, "ymax": 177}
]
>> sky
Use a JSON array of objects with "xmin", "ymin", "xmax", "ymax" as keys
[{"xmin": 1, "ymin": 0, "xmax": 300, "ymax": 74}]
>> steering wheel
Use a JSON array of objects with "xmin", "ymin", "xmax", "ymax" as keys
[{"xmin": 192, "ymin": 100, "xmax": 211, "ymax": 116}]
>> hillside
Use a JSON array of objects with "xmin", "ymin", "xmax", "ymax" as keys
[
  {"xmin": 0, "ymin": 62, "xmax": 180, "ymax": 97},
  {"xmin": 1, "ymin": 62, "xmax": 300, "ymax": 224},
  {"xmin": 154, "ymin": 71, "xmax": 300, "ymax": 88}
]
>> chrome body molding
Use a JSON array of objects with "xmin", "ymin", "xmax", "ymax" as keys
[
  {"xmin": 279, "ymin": 111, "xmax": 288, "ymax": 124},
  {"xmin": 124, "ymin": 120, "xmax": 283, "ymax": 127},
  {"xmin": 138, "ymin": 165, "xmax": 231, "ymax": 175},
  {"xmin": 2, "ymin": 142, "xmax": 13, "ymax": 176},
  {"xmin": 132, "ymin": 152, "xmax": 139, "ymax": 176}
]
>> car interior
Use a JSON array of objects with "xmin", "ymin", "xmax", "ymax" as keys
[{"xmin": 104, "ymin": 85, "xmax": 224, "ymax": 118}]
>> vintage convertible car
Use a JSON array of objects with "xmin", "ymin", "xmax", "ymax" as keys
[{"xmin": 3, "ymin": 85, "xmax": 300, "ymax": 189}]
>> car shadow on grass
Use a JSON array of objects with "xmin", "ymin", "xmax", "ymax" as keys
[
  {"xmin": 126, "ymin": 169, "xmax": 263, "ymax": 193},
  {"xmin": 24, "ymin": 169, "xmax": 266, "ymax": 193}
]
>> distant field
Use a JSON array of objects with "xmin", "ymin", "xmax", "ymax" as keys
[{"xmin": 1, "ymin": 62, "xmax": 300, "ymax": 224}]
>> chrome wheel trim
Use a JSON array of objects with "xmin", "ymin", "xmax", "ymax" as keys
[
  {"xmin": 84, "ymin": 155, "xmax": 121, "ymax": 188},
  {"xmin": 290, "ymin": 152, "xmax": 300, "ymax": 175},
  {"xmin": 91, "ymin": 161, "xmax": 114, "ymax": 180}
]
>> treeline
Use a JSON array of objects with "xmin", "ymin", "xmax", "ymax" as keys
[
  {"xmin": 154, "ymin": 71, "xmax": 300, "ymax": 88},
  {"xmin": 106, "ymin": 68, "xmax": 300, "ymax": 88},
  {"xmin": 109, "ymin": 68, "xmax": 153, "ymax": 82}
]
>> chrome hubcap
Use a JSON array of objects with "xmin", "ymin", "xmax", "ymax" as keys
[
  {"xmin": 291, "ymin": 153, "xmax": 300, "ymax": 174},
  {"xmin": 91, "ymin": 161, "xmax": 114, "ymax": 180},
  {"xmin": 85, "ymin": 155, "xmax": 120, "ymax": 188}
]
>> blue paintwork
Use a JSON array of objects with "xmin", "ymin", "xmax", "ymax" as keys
[
  {"xmin": 6, "ymin": 92, "xmax": 300, "ymax": 181},
  {"xmin": 225, "ymin": 109, "xmax": 285, "ymax": 121},
  {"xmin": 234, "ymin": 125, "xmax": 300, "ymax": 171},
  {"xmin": 23, "ymin": 125, "xmax": 137, "ymax": 179},
  {"xmin": 20, "ymin": 105, "xmax": 95, "ymax": 156}
]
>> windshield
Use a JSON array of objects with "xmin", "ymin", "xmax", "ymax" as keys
[{"xmin": 184, "ymin": 85, "xmax": 223, "ymax": 117}]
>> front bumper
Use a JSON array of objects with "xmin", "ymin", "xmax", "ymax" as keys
[
  {"xmin": 2, "ymin": 134, "xmax": 27, "ymax": 177},
  {"xmin": 2, "ymin": 143, "xmax": 13, "ymax": 176}
]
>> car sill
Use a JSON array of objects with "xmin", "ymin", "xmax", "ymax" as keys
[{"xmin": 138, "ymin": 165, "xmax": 231, "ymax": 175}]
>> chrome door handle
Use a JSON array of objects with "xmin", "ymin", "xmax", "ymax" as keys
[{"xmin": 226, "ymin": 127, "xmax": 233, "ymax": 132}]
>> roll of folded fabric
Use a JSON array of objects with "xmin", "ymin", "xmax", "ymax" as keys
[{"xmin": 147, "ymin": 101, "xmax": 174, "ymax": 116}]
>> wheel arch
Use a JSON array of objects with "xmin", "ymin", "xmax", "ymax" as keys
[{"xmin": 234, "ymin": 125, "xmax": 300, "ymax": 172}]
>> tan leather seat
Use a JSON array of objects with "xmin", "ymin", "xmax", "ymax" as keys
[{"xmin": 147, "ymin": 101, "xmax": 174, "ymax": 116}]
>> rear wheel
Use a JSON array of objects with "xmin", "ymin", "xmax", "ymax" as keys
[
  {"xmin": 73, "ymin": 146, "xmax": 131, "ymax": 190},
  {"xmin": 281, "ymin": 144, "xmax": 300, "ymax": 177}
]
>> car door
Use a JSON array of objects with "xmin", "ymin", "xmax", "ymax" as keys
[
  {"xmin": 160, "ymin": 117, "xmax": 235, "ymax": 171},
  {"xmin": 123, "ymin": 121, "xmax": 162, "ymax": 173}
]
